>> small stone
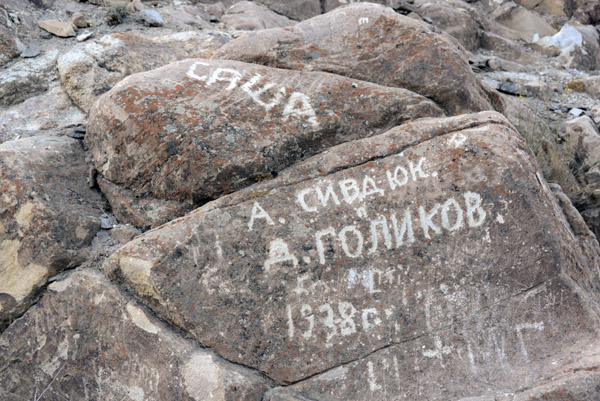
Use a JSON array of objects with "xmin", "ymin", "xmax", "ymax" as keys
[
  {"xmin": 569, "ymin": 107, "xmax": 584, "ymax": 117},
  {"xmin": 37, "ymin": 19, "xmax": 76, "ymax": 38},
  {"xmin": 100, "ymin": 213, "xmax": 118, "ymax": 229},
  {"xmin": 209, "ymin": 15, "xmax": 220, "ymax": 23},
  {"xmin": 497, "ymin": 81, "xmax": 526, "ymax": 96},
  {"xmin": 71, "ymin": 12, "xmax": 91, "ymax": 28},
  {"xmin": 76, "ymin": 32, "xmax": 93, "ymax": 42},
  {"xmin": 127, "ymin": 0, "xmax": 144, "ymax": 13},
  {"xmin": 136, "ymin": 9, "xmax": 164, "ymax": 27},
  {"xmin": 20, "ymin": 45, "xmax": 41, "ymax": 58}
]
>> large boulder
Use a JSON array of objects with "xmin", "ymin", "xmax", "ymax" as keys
[
  {"xmin": 0, "ymin": 268, "xmax": 271, "ymax": 400},
  {"xmin": 255, "ymin": 0, "xmax": 321, "ymax": 20},
  {"xmin": 0, "ymin": 136, "xmax": 104, "ymax": 331},
  {"xmin": 564, "ymin": 0, "xmax": 600, "ymax": 24},
  {"xmin": 221, "ymin": 1, "xmax": 296, "ymax": 30},
  {"xmin": 516, "ymin": 0, "xmax": 567, "ymax": 15},
  {"xmin": 214, "ymin": 3, "xmax": 502, "ymax": 115},
  {"xmin": 104, "ymin": 111, "xmax": 600, "ymax": 394},
  {"xmin": 58, "ymin": 31, "xmax": 232, "ymax": 113},
  {"xmin": 491, "ymin": 2, "xmax": 557, "ymax": 42},
  {"xmin": 86, "ymin": 58, "xmax": 443, "ymax": 227}
]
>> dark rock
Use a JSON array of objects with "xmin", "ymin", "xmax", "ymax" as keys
[
  {"xmin": 0, "ymin": 269, "xmax": 272, "ymax": 400},
  {"xmin": 86, "ymin": 58, "xmax": 443, "ymax": 227},
  {"xmin": 104, "ymin": 111, "xmax": 600, "ymax": 391},
  {"xmin": 498, "ymin": 80, "xmax": 527, "ymax": 96},
  {"xmin": 0, "ymin": 25, "xmax": 21, "ymax": 67},
  {"xmin": 0, "ymin": 136, "xmax": 104, "ymax": 332},
  {"xmin": 214, "ymin": 3, "xmax": 502, "ymax": 115}
]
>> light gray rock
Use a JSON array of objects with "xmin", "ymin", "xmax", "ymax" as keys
[
  {"xmin": 37, "ymin": 19, "xmax": 76, "ymax": 37},
  {"xmin": 255, "ymin": 0, "xmax": 320, "ymax": 20},
  {"xmin": 136, "ymin": 9, "xmax": 164, "ymax": 27},
  {"xmin": 491, "ymin": 2, "xmax": 557, "ymax": 42}
]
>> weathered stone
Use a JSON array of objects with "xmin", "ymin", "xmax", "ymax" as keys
[
  {"xmin": 564, "ymin": 0, "xmax": 600, "ymax": 24},
  {"xmin": 534, "ymin": 22, "xmax": 600, "ymax": 70},
  {"xmin": 0, "ymin": 85, "xmax": 86, "ymax": 143},
  {"xmin": 0, "ymin": 268, "xmax": 272, "ymax": 400},
  {"xmin": 491, "ymin": 2, "xmax": 557, "ymax": 42},
  {"xmin": 71, "ymin": 12, "xmax": 91, "ymax": 28},
  {"xmin": 214, "ymin": 3, "xmax": 502, "ymax": 115},
  {"xmin": 37, "ymin": 19, "xmax": 76, "ymax": 37},
  {"xmin": 415, "ymin": 2, "xmax": 483, "ymax": 51},
  {"xmin": 0, "ymin": 136, "xmax": 104, "ymax": 331},
  {"xmin": 255, "ymin": 0, "xmax": 321, "ymax": 20},
  {"xmin": 104, "ymin": 111, "xmax": 600, "ymax": 389},
  {"xmin": 323, "ymin": 0, "xmax": 413, "ymax": 13},
  {"xmin": 0, "ymin": 25, "xmax": 20, "ymax": 67},
  {"xmin": 98, "ymin": 177, "xmax": 194, "ymax": 229},
  {"xmin": 0, "ymin": 49, "xmax": 58, "ymax": 108},
  {"xmin": 516, "ymin": 0, "xmax": 567, "ymax": 15},
  {"xmin": 560, "ymin": 116, "xmax": 600, "ymax": 171},
  {"xmin": 480, "ymin": 31, "xmax": 540, "ymax": 65},
  {"xmin": 87, "ymin": 58, "xmax": 443, "ymax": 220},
  {"xmin": 136, "ymin": 9, "xmax": 164, "ymax": 27},
  {"xmin": 572, "ymin": 76, "xmax": 600, "ymax": 99},
  {"xmin": 221, "ymin": 1, "xmax": 295, "ymax": 30},
  {"xmin": 58, "ymin": 31, "xmax": 231, "ymax": 113},
  {"xmin": 160, "ymin": 4, "xmax": 213, "ymax": 30}
]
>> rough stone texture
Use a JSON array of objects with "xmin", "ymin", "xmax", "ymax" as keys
[
  {"xmin": 37, "ymin": 19, "xmax": 76, "ymax": 37},
  {"xmin": 0, "ymin": 136, "xmax": 104, "ymax": 332},
  {"xmin": 0, "ymin": 25, "xmax": 20, "ymax": 67},
  {"xmin": 323, "ymin": 0, "xmax": 409, "ymax": 12},
  {"xmin": 86, "ymin": 58, "xmax": 443, "ymax": 222},
  {"xmin": 415, "ymin": 1, "xmax": 484, "ymax": 51},
  {"xmin": 0, "ymin": 86, "xmax": 86, "ymax": 143},
  {"xmin": 160, "ymin": 4, "xmax": 213, "ymax": 30},
  {"xmin": 516, "ymin": 0, "xmax": 567, "ymax": 15},
  {"xmin": 105, "ymin": 111, "xmax": 600, "ymax": 390},
  {"xmin": 480, "ymin": 31, "xmax": 540, "ymax": 65},
  {"xmin": 0, "ymin": 49, "xmax": 58, "ymax": 108},
  {"xmin": 0, "ymin": 268, "xmax": 272, "ymax": 400},
  {"xmin": 491, "ymin": 2, "xmax": 557, "ymax": 42},
  {"xmin": 570, "ymin": 76, "xmax": 600, "ymax": 98},
  {"xmin": 221, "ymin": 1, "xmax": 295, "ymax": 30},
  {"xmin": 98, "ymin": 177, "xmax": 194, "ymax": 230},
  {"xmin": 58, "ymin": 31, "xmax": 231, "ymax": 113},
  {"xmin": 255, "ymin": 0, "xmax": 321, "ymax": 21},
  {"xmin": 564, "ymin": 0, "xmax": 600, "ymax": 24},
  {"xmin": 214, "ymin": 3, "xmax": 502, "ymax": 116}
]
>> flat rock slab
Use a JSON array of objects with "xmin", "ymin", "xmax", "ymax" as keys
[
  {"xmin": 0, "ymin": 268, "xmax": 271, "ymax": 400},
  {"xmin": 222, "ymin": 1, "xmax": 296, "ymax": 30},
  {"xmin": 0, "ymin": 136, "xmax": 104, "ymax": 331},
  {"xmin": 58, "ymin": 31, "xmax": 232, "ymax": 113},
  {"xmin": 214, "ymin": 3, "xmax": 502, "ymax": 115},
  {"xmin": 37, "ymin": 19, "xmax": 76, "ymax": 37},
  {"xmin": 105, "ymin": 111, "xmax": 600, "ymax": 388},
  {"xmin": 86, "ymin": 58, "xmax": 443, "ymax": 222}
]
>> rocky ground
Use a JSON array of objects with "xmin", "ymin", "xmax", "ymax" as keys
[{"xmin": 1, "ymin": 0, "xmax": 600, "ymax": 400}]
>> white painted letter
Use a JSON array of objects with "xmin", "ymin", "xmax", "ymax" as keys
[
  {"xmin": 206, "ymin": 68, "xmax": 242, "ymax": 90},
  {"xmin": 315, "ymin": 183, "xmax": 341, "ymax": 207},
  {"xmin": 441, "ymin": 198, "xmax": 464, "ymax": 231},
  {"xmin": 248, "ymin": 202, "xmax": 275, "ymax": 230},
  {"xmin": 419, "ymin": 204, "xmax": 441, "ymax": 239},
  {"xmin": 297, "ymin": 188, "xmax": 317, "ymax": 212},
  {"xmin": 241, "ymin": 74, "xmax": 286, "ymax": 110},
  {"xmin": 361, "ymin": 176, "xmax": 385, "ymax": 200},
  {"xmin": 362, "ymin": 308, "xmax": 382, "ymax": 330},
  {"xmin": 464, "ymin": 192, "xmax": 486, "ymax": 227},
  {"xmin": 386, "ymin": 165, "xmax": 409, "ymax": 190},
  {"xmin": 339, "ymin": 225, "xmax": 364, "ymax": 258},
  {"xmin": 315, "ymin": 227, "xmax": 336, "ymax": 264},
  {"xmin": 264, "ymin": 239, "xmax": 298, "ymax": 271},
  {"xmin": 338, "ymin": 302, "xmax": 357, "ymax": 336},
  {"xmin": 283, "ymin": 92, "xmax": 319, "ymax": 128},
  {"xmin": 301, "ymin": 304, "xmax": 314, "ymax": 340},
  {"xmin": 186, "ymin": 61, "xmax": 209, "ymax": 82},
  {"xmin": 409, "ymin": 157, "xmax": 430, "ymax": 182},
  {"xmin": 391, "ymin": 208, "xmax": 415, "ymax": 246},
  {"xmin": 339, "ymin": 179, "xmax": 361, "ymax": 205},
  {"xmin": 368, "ymin": 217, "xmax": 392, "ymax": 254}
]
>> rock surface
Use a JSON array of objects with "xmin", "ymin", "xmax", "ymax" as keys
[
  {"xmin": 255, "ymin": 0, "xmax": 321, "ymax": 21},
  {"xmin": 0, "ymin": 136, "xmax": 104, "ymax": 331},
  {"xmin": 58, "ymin": 30, "xmax": 232, "ymax": 113},
  {"xmin": 0, "ymin": 25, "xmax": 20, "ymax": 67},
  {"xmin": 214, "ymin": 3, "xmax": 502, "ymax": 115},
  {"xmin": 86, "ymin": 58, "xmax": 443, "ymax": 221},
  {"xmin": 222, "ymin": 1, "xmax": 295, "ymax": 30},
  {"xmin": 105, "ymin": 111, "xmax": 600, "ymax": 390},
  {"xmin": 37, "ymin": 19, "xmax": 76, "ymax": 37},
  {"xmin": 0, "ymin": 268, "xmax": 271, "ymax": 400}
]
